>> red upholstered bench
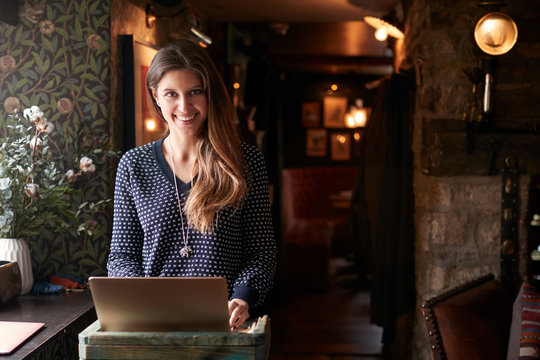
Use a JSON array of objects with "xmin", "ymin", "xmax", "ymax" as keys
[{"xmin": 282, "ymin": 167, "xmax": 357, "ymax": 292}]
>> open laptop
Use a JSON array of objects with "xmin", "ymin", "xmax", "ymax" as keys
[{"xmin": 88, "ymin": 276, "xmax": 230, "ymax": 332}]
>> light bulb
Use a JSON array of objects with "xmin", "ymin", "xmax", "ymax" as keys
[
  {"xmin": 375, "ymin": 27, "xmax": 388, "ymax": 41},
  {"xmin": 346, "ymin": 114, "xmax": 355, "ymax": 128},
  {"xmin": 354, "ymin": 109, "xmax": 367, "ymax": 127},
  {"xmin": 145, "ymin": 119, "xmax": 157, "ymax": 131}
]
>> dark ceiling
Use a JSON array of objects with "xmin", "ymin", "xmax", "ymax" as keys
[{"xmin": 183, "ymin": 0, "xmax": 402, "ymax": 75}]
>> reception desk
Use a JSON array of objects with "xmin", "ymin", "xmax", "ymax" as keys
[{"xmin": 0, "ymin": 292, "xmax": 96, "ymax": 359}]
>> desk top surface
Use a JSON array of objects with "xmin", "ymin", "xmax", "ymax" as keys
[{"xmin": 0, "ymin": 292, "xmax": 94, "ymax": 359}]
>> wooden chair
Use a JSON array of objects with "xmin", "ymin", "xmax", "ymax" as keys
[{"xmin": 420, "ymin": 274, "xmax": 513, "ymax": 360}]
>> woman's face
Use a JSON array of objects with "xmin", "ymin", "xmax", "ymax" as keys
[{"xmin": 152, "ymin": 69, "xmax": 208, "ymax": 139}]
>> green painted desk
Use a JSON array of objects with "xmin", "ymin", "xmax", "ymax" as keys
[{"xmin": 78, "ymin": 315, "xmax": 271, "ymax": 360}]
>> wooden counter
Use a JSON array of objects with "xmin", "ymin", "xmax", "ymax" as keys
[{"xmin": 0, "ymin": 292, "xmax": 96, "ymax": 359}]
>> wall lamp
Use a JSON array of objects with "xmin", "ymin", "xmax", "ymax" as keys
[
  {"xmin": 474, "ymin": 3, "xmax": 518, "ymax": 114},
  {"xmin": 345, "ymin": 99, "xmax": 370, "ymax": 128},
  {"xmin": 364, "ymin": 15, "xmax": 404, "ymax": 42},
  {"xmin": 190, "ymin": 27, "xmax": 212, "ymax": 48},
  {"xmin": 145, "ymin": 2, "xmax": 213, "ymax": 48}
]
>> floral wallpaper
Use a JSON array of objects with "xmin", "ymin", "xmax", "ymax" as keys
[{"xmin": 0, "ymin": 0, "xmax": 114, "ymax": 280}]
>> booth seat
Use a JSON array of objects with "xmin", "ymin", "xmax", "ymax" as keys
[{"xmin": 282, "ymin": 166, "xmax": 357, "ymax": 291}]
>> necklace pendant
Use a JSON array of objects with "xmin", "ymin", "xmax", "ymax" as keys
[{"xmin": 180, "ymin": 245, "xmax": 193, "ymax": 257}]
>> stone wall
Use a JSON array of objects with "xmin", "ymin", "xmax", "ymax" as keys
[{"xmin": 401, "ymin": 0, "xmax": 540, "ymax": 358}]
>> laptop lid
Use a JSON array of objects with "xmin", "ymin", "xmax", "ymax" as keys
[{"xmin": 88, "ymin": 276, "xmax": 230, "ymax": 332}]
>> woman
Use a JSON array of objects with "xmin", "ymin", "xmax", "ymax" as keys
[{"xmin": 107, "ymin": 39, "xmax": 277, "ymax": 330}]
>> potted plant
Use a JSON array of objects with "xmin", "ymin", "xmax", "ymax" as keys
[{"xmin": 0, "ymin": 105, "xmax": 117, "ymax": 294}]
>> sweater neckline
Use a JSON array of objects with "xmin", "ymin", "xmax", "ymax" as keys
[{"xmin": 153, "ymin": 138, "xmax": 197, "ymax": 193}]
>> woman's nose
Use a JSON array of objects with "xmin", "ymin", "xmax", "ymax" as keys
[{"xmin": 176, "ymin": 95, "xmax": 191, "ymax": 112}]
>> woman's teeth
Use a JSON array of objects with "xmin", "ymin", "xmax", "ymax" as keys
[{"xmin": 176, "ymin": 114, "xmax": 195, "ymax": 122}]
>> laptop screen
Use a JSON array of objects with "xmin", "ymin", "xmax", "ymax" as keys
[{"xmin": 88, "ymin": 277, "xmax": 230, "ymax": 332}]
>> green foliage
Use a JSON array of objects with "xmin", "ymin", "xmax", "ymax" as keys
[{"xmin": 0, "ymin": 107, "xmax": 117, "ymax": 240}]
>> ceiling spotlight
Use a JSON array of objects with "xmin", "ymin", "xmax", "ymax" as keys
[
  {"xmin": 190, "ymin": 27, "xmax": 212, "ymax": 47},
  {"xmin": 364, "ymin": 15, "xmax": 404, "ymax": 40}
]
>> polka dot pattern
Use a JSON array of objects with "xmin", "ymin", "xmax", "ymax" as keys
[{"xmin": 107, "ymin": 138, "xmax": 277, "ymax": 308}]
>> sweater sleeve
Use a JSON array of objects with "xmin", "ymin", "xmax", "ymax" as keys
[
  {"xmin": 231, "ymin": 145, "xmax": 277, "ymax": 307},
  {"xmin": 107, "ymin": 152, "xmax": 145, "ymax": 277}
]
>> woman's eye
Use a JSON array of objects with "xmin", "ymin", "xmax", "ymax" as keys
[
  {"xmin": 165, "ymin": 91, "xmax": 177, "ymax": 97},
  {"xmin": 190, "ymin": 89, "xmax": 204, "ymax": 95}
]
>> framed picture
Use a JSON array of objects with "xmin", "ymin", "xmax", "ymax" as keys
[
  {"xmin": 121, "ymin": 35, "xmax": 166, "ymax": 150},
  {"xmin": 323, "ymin": 96, "xmax": 348, "ymax": 128},
  {"xmin": 301, "ymin": 102, "xmax": 321, "ymax": 127},
  {"xmin": 306, "ymin": 129, "xmax": 327, "ymax": 157},
  {"xmin": 330, "ymin": 132, "xmax": 351, "ymax": 161}
]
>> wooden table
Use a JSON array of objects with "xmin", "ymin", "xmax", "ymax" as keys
[{"xmin": 0, "ymin": 292, "xmax": 96, "ymax": 359}]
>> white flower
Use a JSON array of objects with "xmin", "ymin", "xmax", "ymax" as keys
[
  {"xmin": 24, "ymin": 183, "xmax": 38, "ymax": 197},
  {"xmin": 65, "ymin": 169, "xmax": 76, "ymax": 180},
  {"xmin": 35, "ymin": 118, "xmax": 52, "ymax": 133},
  {"xmin": 23, "ymin": 107, "xmax": 32, "ymax": 118},
  {"xmin": 29, "ymin": 136, "xmax": 42, "ymax": 150},
  {"xmin": 79, "ymin": 157, "xmax": 94, "ymax": 173},
  {"xmin": 0, "ymin": 177, "xmax": 10, "ymax": 190},
  {"xmin": 23, "ymin": 106, "xmax": 44, "ymax": 123},
  {"xmin": 44, "ymin": 121, "xmax": 55, "ymax": 134},
  {"xmin": 83, "ymin": 163, "xmax": 96, "ymax": 174}
]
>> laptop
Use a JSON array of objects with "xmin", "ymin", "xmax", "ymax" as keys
[{"xmin": 88, "ymin": 276, "xmax": 230, "ymax": 332}]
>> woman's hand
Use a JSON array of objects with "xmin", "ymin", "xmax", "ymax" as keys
[{"xmin": 228, "ymin": 298, "xmax": 250, "ymax": 330}]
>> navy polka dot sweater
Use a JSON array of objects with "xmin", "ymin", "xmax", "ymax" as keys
[{"xmin": 107, "ymin": 138, "xmax": 277, "ymax": 308}]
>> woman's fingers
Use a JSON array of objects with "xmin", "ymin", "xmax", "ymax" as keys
[{"xmin": 228, "ymin": 298, "xmax": 250, "ymax": 329}]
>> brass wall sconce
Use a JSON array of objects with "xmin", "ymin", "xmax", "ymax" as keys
[{"xmin": 473, "ymin": 7, "xmax": 518, "ymax": 114}]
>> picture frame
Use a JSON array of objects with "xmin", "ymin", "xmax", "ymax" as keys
[
  {"xmin": 330, "ymin": 132, "xmax": 351, "ymax": 161},
  {"xmin": 301, "ymin": 101, "xmax": 321, "ymax": 127},
  {"xmin": 323, "ymin": 96, "xmax": 348, "ymax": 128},
  {"xmin": 121, "ymin": 35, "xmax": 165, "ymax": 151},
  {"xmin": 306, "ymin": 129, "xmax": 327, "ymax": 157}
]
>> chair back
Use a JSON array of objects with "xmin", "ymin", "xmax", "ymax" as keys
[{"xmin": 421, "ymin": 274, "xmax": 513, "ymax": 360}]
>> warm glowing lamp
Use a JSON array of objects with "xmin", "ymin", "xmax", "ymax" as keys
[
  {"xmin": 346, "ymin": 114, "xmax": 356, "ymax": 128},
  {"xmin": 344, "ymin": 99, "xmax": 369, "ymax": 128},
  {"xmin": 145, "ymin": 118, "xmax": 157, "ymax": 131},
  {"xmin": 474, "ymin": 12, "xmax": 517, "ymax": 114},
  {"xmin": 474, "ymin": 12, "xmax": 517, "ymax": 56},
  {"xmin": 364, "ymin": 15, "xmax": 404, "ymax": 40},
  {"xmin": 374, "ymin": 27, "xmax": 388, "ymax": 41},
  {"xmin": 354, "ymin": 109, "xmax": 368, "ymax": 127}
]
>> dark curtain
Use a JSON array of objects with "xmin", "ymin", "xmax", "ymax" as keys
[{"xmin": 351, "ymin": 73, "xmax": 415, "ymax": 343}]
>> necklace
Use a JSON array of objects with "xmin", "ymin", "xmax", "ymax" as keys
[{"xmin": 168, "ymin": 142, "xmax": 193, "ymax": 258}]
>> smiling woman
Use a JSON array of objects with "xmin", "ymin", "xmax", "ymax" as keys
[{"xmin": 108, "ymin": 39, "xmax": 277, "ymax": 330}]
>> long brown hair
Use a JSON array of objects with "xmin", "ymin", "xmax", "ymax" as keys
[{"xmin": 146, "ymin": 39, "xmax": 247, "ymax": 234}]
